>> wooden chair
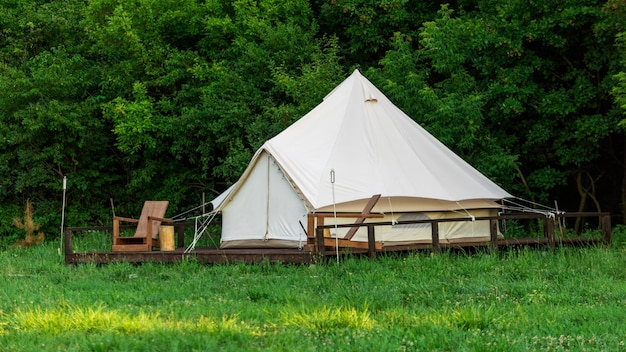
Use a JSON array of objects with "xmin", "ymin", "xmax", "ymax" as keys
[{"xmin": 112, "ymin": 201, "xmax": 172, "ymax": 252}]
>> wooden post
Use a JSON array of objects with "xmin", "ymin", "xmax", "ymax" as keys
[
  {"xmin": 307, "ymin": 214, "xmax": 315, "ymax": 244},
  {"xmin": 367, "ymin": 225, "xmax": 376, "ymax": 259},
  {"xmin": 63, "ymin": 228, "xmax": 73, "ymax": 264},
  {"xmin": 176, "ymin": 223, "xmax": 185, "ymax": 249},
  {"xmin": 544, "ymin": 217, "xmax": 555, "ymax": 248},
  {"xmin": 489, "ymin": 219, "xmax": 499, "ymax": 251},
  {"xmin": 601, "ymin": 214, "xmax": 612, "ymax": 246},
  {"xmin": 316, "ymin": 227, "xmax": 326, "ymax": 257},
  {"xmin": 431, "ymin": 221, "xmax": 440, "ymax": 253}
]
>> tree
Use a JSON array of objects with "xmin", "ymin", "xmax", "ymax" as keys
[
  {"xmin": 0, "ymin": 0, "xmax": 115, "ymax": 242},
  {"xmin": 95, "ymin": 0, "xmax": 344, "ymax": 210},
  {"xmin": 605, "ymin": 0, "xmax": 626, "ymax": 221},
  {"xmin": 373, "ymin": 1, "xmax": 623, "ymax": 218},
  {"xmin": 313, "ymin": 0, "xmax": 436, "ymax": 64},
  {"xmin": 2, "ymin": 0, "xmax": 625, "ymax": 243}
]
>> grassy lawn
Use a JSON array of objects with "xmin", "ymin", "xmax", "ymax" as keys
[{"xmin": 1, "ymin": 229, "xmax": 625, "ymax": 351}]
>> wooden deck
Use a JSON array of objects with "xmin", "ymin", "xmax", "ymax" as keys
[
  {"xmin": 64, "ymin": 212, "xmax": 611, "ymax": 265},
  {"xmin": 65, "ymin": 247, "xmax": 317, "ymax": 265}
]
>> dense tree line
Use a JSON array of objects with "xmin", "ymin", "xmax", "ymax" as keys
[{"xmin": 1, "ymin": 0, "xmax": 625, "ymax": 245}]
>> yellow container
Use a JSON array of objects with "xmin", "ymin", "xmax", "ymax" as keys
[{"xmin": 159, "ymin": 225, "xmax": 175, "ymax": 251}]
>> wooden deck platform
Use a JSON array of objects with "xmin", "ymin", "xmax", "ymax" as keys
[
  {"xmin": 65, "ymin": 247, "xmax": 316, "ymax": 265},
  {"xmin": 63, "ymin": 212, "xmax": 611, "ymax": 265},
  {"xmin": 64, "ymin": 237, "xmax": 606, "ymax": 265}
]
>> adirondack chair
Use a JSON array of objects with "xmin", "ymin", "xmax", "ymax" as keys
[{"xmin": 112, "ymin": 201, "xmax": 172, "ymax": 252}]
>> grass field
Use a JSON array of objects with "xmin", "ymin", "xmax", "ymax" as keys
[{"xmin": 1, "ymin": 228, "xmax": 625, "ymax": 351}]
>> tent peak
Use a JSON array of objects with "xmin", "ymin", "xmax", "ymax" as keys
[
  {"xmin": 324, "ymin": 68, "xmax": 377, "ymax": 102},
  {"xmin": 348, "ymin": 69, "xmax": 379, "ymax": 103}
]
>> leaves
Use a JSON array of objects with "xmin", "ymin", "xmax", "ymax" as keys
[
  {"xmin": 0, "ymin": 0, "xmax": 625, "ymax": 235},
  {"xmin": 103, "ymin": 82, "xmax": 158, "ymax": 154}
]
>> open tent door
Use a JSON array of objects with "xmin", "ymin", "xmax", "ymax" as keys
[{"xmin": 220, "ymin": 152, "xmax": 308, "ymax": 248}]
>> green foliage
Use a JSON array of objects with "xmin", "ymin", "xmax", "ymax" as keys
[
  {"xmin": 373, "ymin": 1, "xmax": 622, "ymax": 205},
  {"xmin": 103, "ymin": 82, "xmax": 160, "ymax": 154},
  {"xmin": 0, "ymin": 205, "xmax": 23, "ymax": 249},
  {"xmin": 606, "ymin": 0, "xmax": 626, "ymax": 122},
  {"xmin": 612, "ymin": 29, "xmax": 626, "ymax": 126},
  {"xmin": 0, "ymin": 0, "xmax": 115, "ymax": 235},
  {"xmin": 0, "ymin": 0, "xmax": 346, "ymax": 228},
  {"xmin": 1, "ymin": 0, "xmax": 626, "ymax": 230},
  {"xmin": 315, "ymin": 0, "xmax": 435, "ymax": 62}
]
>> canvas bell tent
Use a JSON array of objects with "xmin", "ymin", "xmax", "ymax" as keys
[{"xmin": 211, "ymin": 69, "xmax": 512, "ymax": 249}]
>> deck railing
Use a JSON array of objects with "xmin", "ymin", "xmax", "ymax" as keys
[
  {"xmin": 63, "ymin": 212, "xmax": 610, "ymax": 264},
  {"xmin": 314, "ymin": 212, "xmax": 611, "ymax": 259},
  {"xmin": 63, "ymin": 222, "xmax": 192, "ymax": 260}
]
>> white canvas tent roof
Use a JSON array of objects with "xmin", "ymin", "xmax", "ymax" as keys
[{"xmin": 212, "ymin": 69, "xmax": 511, "ymax": 247}]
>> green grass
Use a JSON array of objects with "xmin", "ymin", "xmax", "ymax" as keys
[{"xmin": 1, "ymin": 230, "xmax": 626, "ymax": 351}]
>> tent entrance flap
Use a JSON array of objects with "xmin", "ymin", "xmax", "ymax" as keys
[{"xmin": 220, "ymin": 152, "xmax": 307, "ymax": 248}]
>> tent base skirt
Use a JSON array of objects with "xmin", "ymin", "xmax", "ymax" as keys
[
  {"xmin": 220, "ymin": 239, "xmax": 304, "ymax": 249},
  {"xmin": 219, "ymin": 235, "xmax": 503, "ymax": 250}
]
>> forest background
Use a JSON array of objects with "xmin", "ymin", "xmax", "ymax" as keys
[{"xmin": 1, "ymin": 0, "xmax": 626, "ymax": 247}]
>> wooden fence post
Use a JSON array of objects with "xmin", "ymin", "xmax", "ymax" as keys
[
  {"xmin": 490, "ymin": 219, "xmax": 499, "ymax": 251},
  {"xmin": 316, "ymin": 227, "xmax": 326, "ymax": 257},
  {"xmin": 63, "ymin": 228, "xmax": 73, "ymax": 264},
  {"xmin": 431, "ymin": 221, "xmax": 440, "ymax": 253},
  {"xmin": 367, "ymin": 225, "xmax": 376, "ymax": 259}
]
